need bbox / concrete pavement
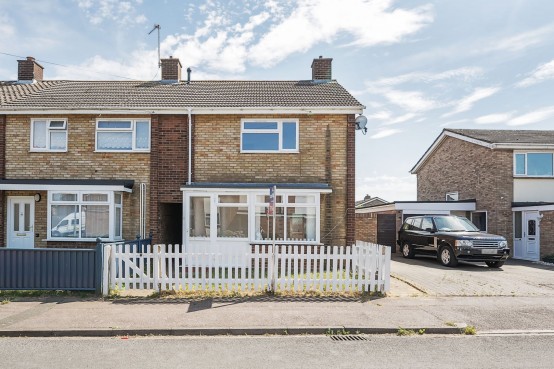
[1,256,553,337]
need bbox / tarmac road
[1,334,553,369]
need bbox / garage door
[377,213,396,251]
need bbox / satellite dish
[355,115,368,134]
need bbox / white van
[51,212,84,237]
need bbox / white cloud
[371,67,483,87]
[370,128,402,139]
[384,113,417,125]
[0,14,15,40]
[507,106,554,126]
[475,112,515,125]
[442,87,500,117]
[382,89,439,112]
[517,59,554,87]
[76,0,147,25]
[248,0,433,67]
[488,25,554,53]
[439,119,469,127]
[356,175,416,201]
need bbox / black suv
[397,215,510,268]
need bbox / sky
[1,0,554,202]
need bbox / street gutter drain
[330,335,367,342]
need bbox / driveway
[391,253,554,297]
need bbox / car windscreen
[433,216,480,232]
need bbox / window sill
[30,149,68,153]
[240,150,299,154]
[46,238,109,242]
[94,150,150,153]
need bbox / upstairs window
[96,119,150,152]
[31,119,67,151]
[514,153,553,176]
[241,119,298,153]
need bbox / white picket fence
[102,241,390,296]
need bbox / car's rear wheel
[402,242,415,259]
[485,261,504,268]
[438,245,458,267]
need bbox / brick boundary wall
[355,213,377,243]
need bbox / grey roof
[446,129,554,144]
[355,197,388,209]
[0,80,363,110]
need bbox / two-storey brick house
[412,128,554,261]
[0,56,363,256]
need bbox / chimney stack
[17,56,44,83]
[311,56,332,81]
[160,56,182,81]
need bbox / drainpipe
[187,108,193,185]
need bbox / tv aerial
[148,24,161,68]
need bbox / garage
[355,200,477,251]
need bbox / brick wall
[150,114,189,242]
[346,114,355,246]
[417,136,514,246]
[355,212,377,243]
[193,114,351,246]
[3,114,151,247]
[0,115,5,247]
[539,211,554,259]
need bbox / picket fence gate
[102,241,390,296]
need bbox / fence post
[95,239,103,295]
[102,245,111,296]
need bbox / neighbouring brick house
[0,56,363,256]
[411,128,554,261]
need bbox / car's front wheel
[485,261,504,268]
[401,242,415,259]
[438,245,458,267]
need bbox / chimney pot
[17,56,44,83]
[311,56,333,81]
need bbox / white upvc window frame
[240,118,299,153]
[185,189,321,244]
[30,118,68,152]
[47,190,123,241]
[514,151,554,177]
[95,118,151,152]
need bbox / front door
[523,211,540,261]
[7,196,35,249]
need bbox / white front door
[523,211,540,261]
[7,196,35,249]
